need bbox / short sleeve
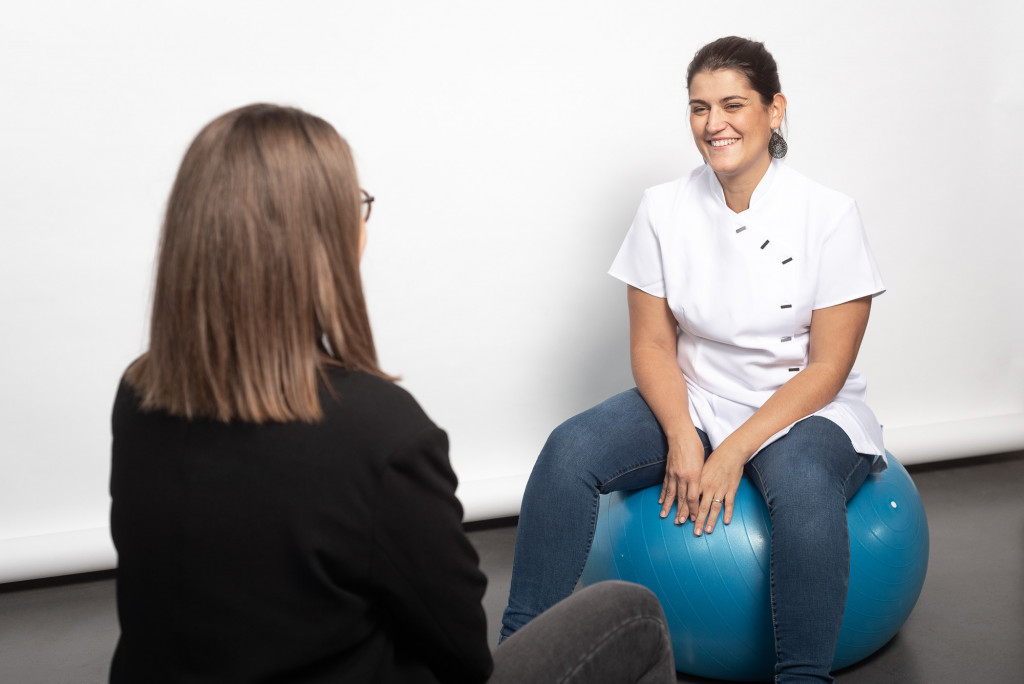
[813,200,886,310]
[608,192,666,297]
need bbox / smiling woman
[688,70,786,208]
[686,36,788,211]
[501,36,889,684]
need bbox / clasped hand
[658,437,747,536]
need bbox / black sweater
[110,368,493,683]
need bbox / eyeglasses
[361,189,375,222]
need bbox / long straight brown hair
[126,104,388,423]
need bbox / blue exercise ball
[580,454,928,682]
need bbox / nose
[706,106,728,134]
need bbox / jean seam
[840,453,870,500]
[559,477,604,602]
[555,615,669,683]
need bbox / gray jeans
[490,581,675,684]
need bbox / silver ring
[712,498,724,504]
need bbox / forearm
[725,297,871,459]
[631,346,696,445]
[722,361,848,457]
[682,360,851,535]
[626,286,708,523]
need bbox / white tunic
[609,159,887,470]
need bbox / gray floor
[2,452,1022,683]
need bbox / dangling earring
[769,129,788,159]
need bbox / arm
[693,295,872,535]
[627,285,707,524]
[372,427,493,683]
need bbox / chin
[707,159,740,176]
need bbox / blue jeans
[501,388,873,683]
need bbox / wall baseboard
[0,527,116,585]
[458,474,530,524]
[882,412,1024,465]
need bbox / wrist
[665,427,699,449]
[717,435,756,462]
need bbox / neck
[716,156,772,213]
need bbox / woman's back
[111,102,676,684]
[110,367,491,683]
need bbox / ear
[770,93,787,130]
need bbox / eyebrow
[688,96,750,106]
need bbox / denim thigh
[536,387,683,495]
[745,416,873,508]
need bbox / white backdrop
[2,1,1022,583]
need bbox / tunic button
[780,304,792,309]
[781,336,792,342]
[781,257,793,265]
[735,226,747,233]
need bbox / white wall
[2,0,1021,583]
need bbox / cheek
[756,110,776,133]
[740,113,768,140]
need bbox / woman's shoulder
[637,165,712,226]
[112,361,146,423]
[114,361,433,420]
[318,369,451,483]
[320,367,440,436]
[322,367,419,405]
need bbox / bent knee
[536,416,606,472]
[580,580,668,623]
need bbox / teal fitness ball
[580,454,928,682]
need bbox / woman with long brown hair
[110,104,675,683]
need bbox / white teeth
[710,138,739,147]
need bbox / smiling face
[688,69,786,188]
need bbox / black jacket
[110,368,493,683]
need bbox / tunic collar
[705,158,782,216]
